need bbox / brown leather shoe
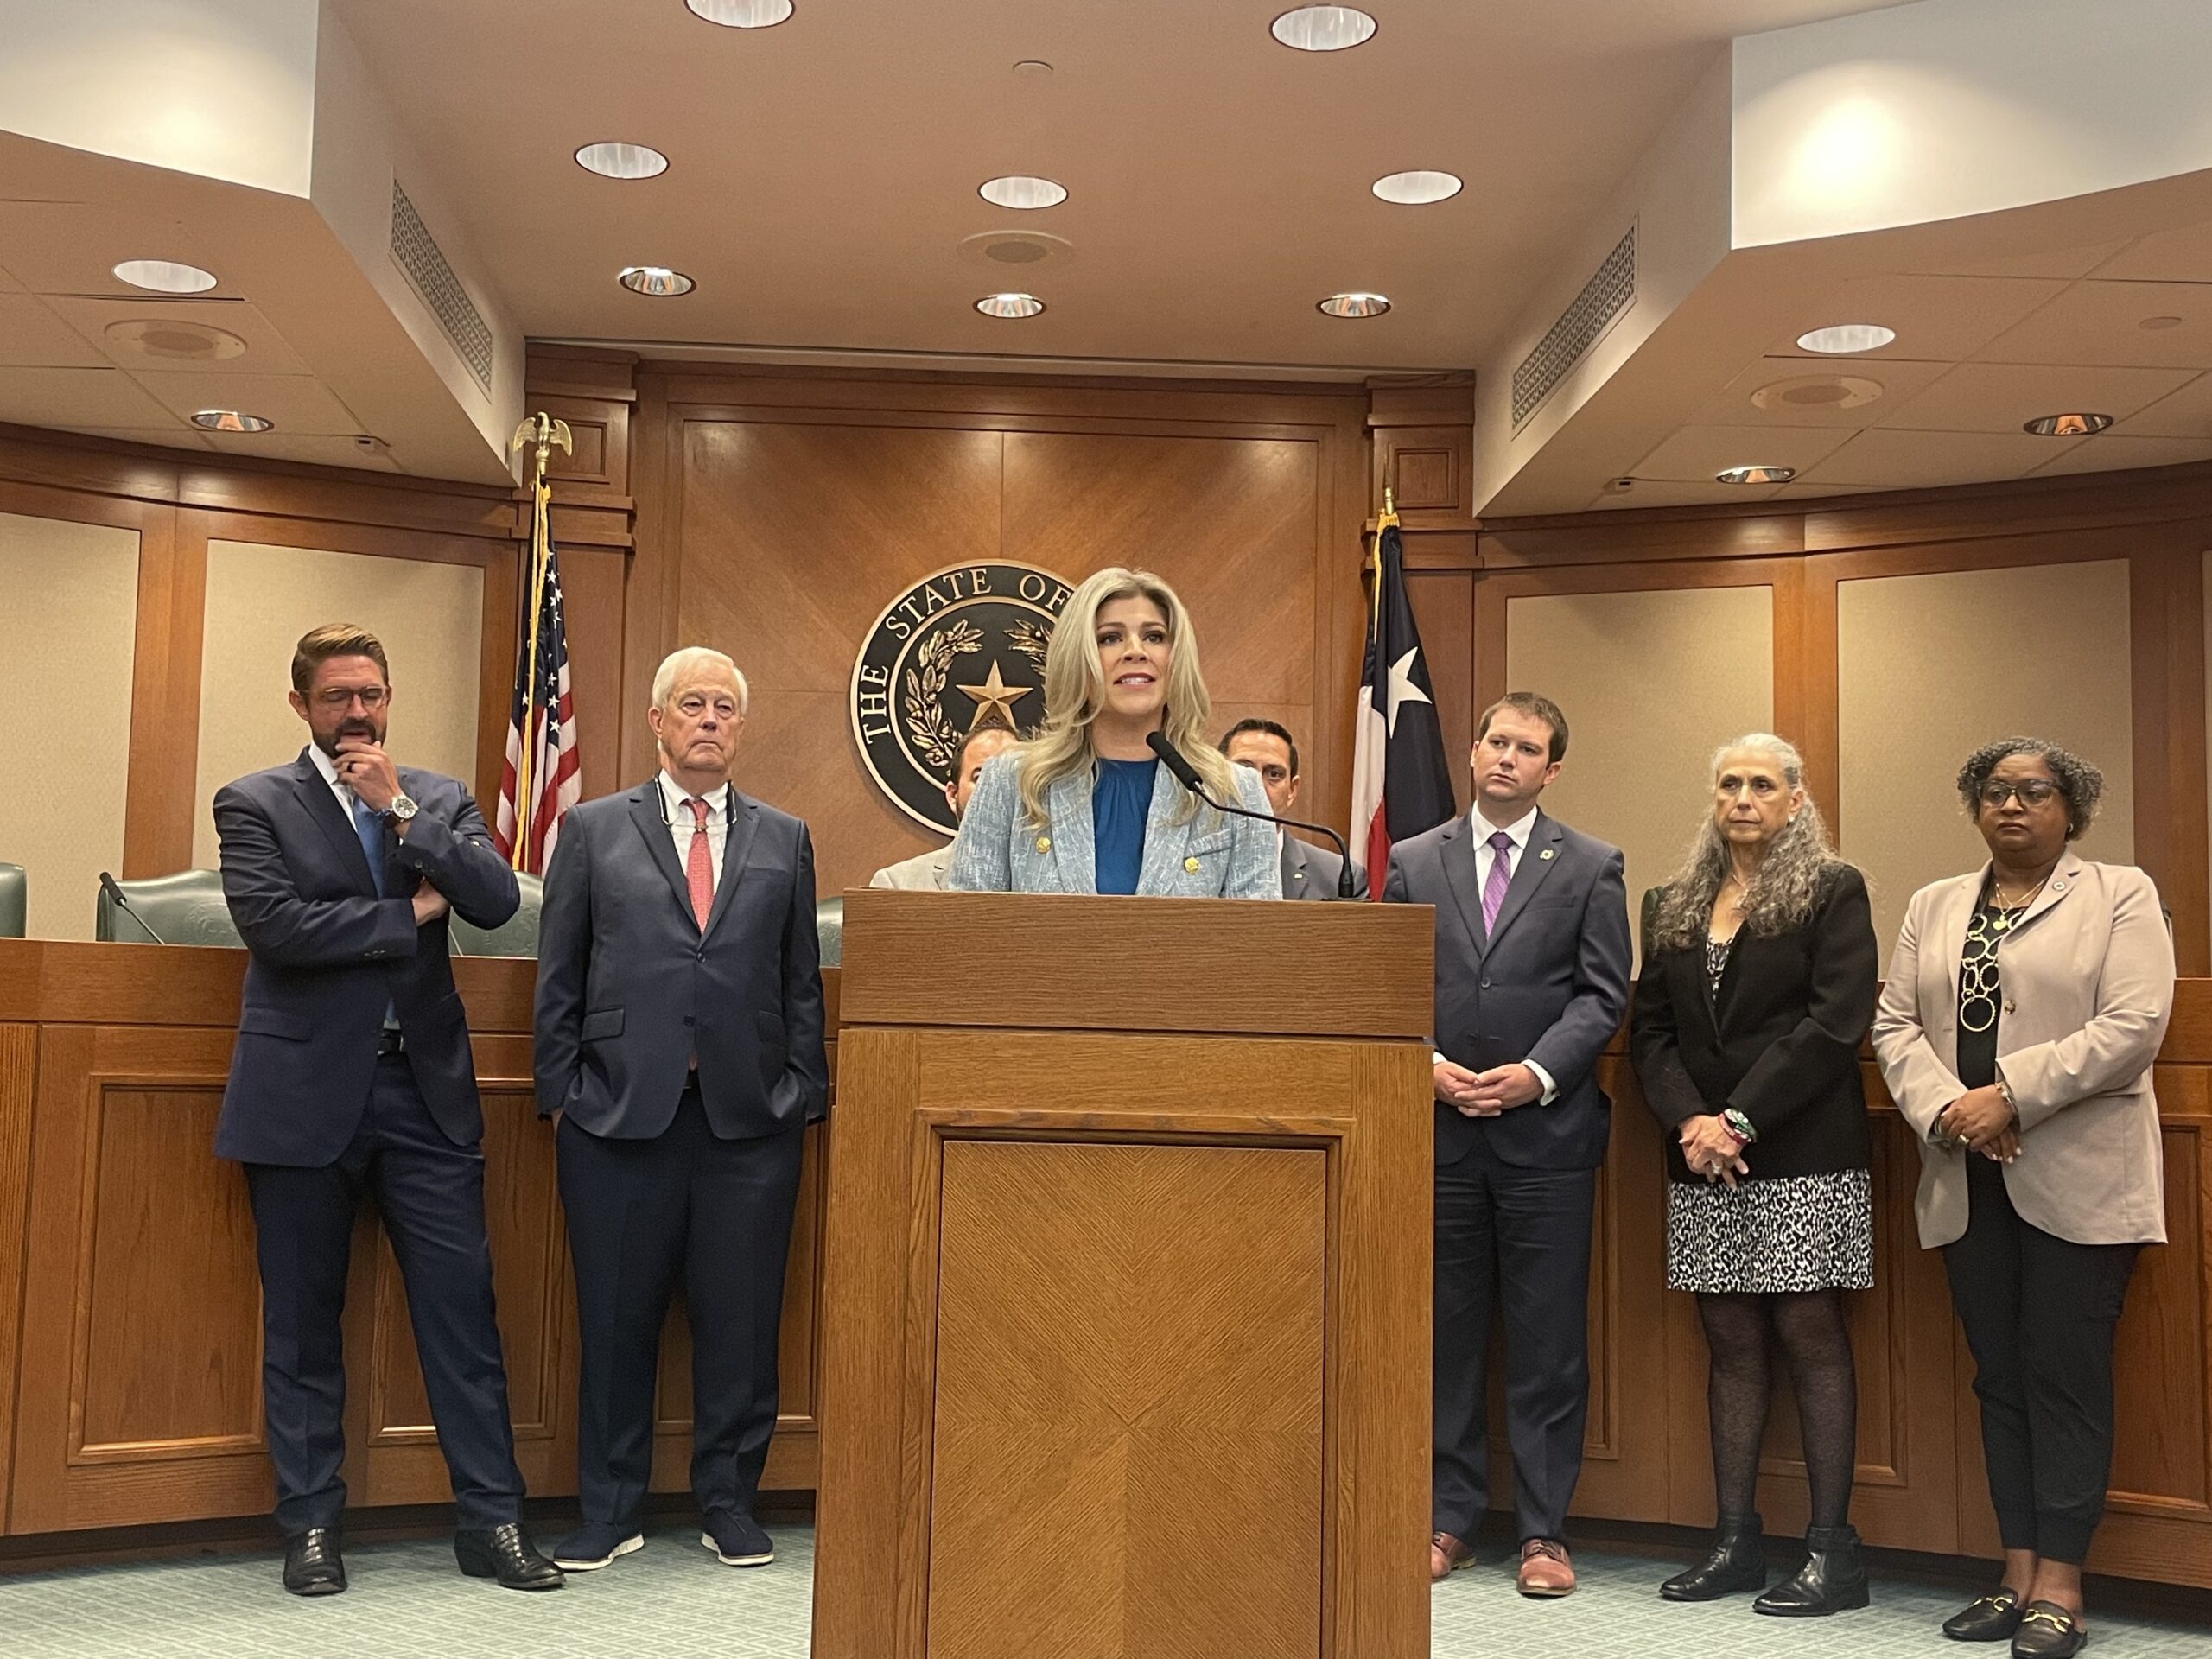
[1429,1531,1475,1583]
[1517,1537,1576,1597]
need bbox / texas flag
[1348,518,1457,887]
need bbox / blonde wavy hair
[1649,733,1851,950]
[1016,566,1239,830]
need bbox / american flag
[1348,515,1456,887]
[494,481,581,872]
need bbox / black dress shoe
[282,1527,346,1597]
[1944,1588,2026,1642]
[2012,1601,2088,1657]
[454,1522,565,1591]
[1753,1523,1870,1616]
[1661,1512,1766,1601]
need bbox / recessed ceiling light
[2140,315,2184,331]
[1012,60,1052,78]
[1750,372,1883,411]
[618,265,695,296]
[1372,170,1462,206]
[979,175,1067,210]
[1796,322,1896,354]
[2023,412,2113,436]
[190,410,274,433]
[1715,465,1795,485]
[113,259,217,294]
[685,0,793,25]
[575,142,669,180]
[1271,6,1376,52]
[1318,292,1389,319]
[976,293,1045,319]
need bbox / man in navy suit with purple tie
[213,624,560,1598]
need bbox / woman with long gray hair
[1630,734,1878,1618]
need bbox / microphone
[1145,731,1360,899]
[99,871,170,945]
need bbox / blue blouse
[1091,758,1157,896]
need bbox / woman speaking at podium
[948,566,1278,899]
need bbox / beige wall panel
[1839,560,2133,962]
[1504,585,1774,958]
[0,512,137,938]
[194,543,483,868]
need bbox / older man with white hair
[534,645,827,1575]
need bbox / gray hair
[1955,736,2102,840]
[651,646,748,715]
[1649,733,1851,950]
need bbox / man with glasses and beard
[213,624,561,1599]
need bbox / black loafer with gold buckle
[2011,1600,2087,1658]
[1943,1588,2024,1642]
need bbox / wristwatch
[383,794,419,824]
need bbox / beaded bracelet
[1720,1108,1758,1145]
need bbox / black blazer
[213,752,520,1166]
[1281,835,1367,901]
[1629,864,1878,1184]
[1383,809,1632,1171]
[533,781,827,1141]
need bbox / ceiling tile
[1916,241,2132,281]
[1770,274,2067,363]
[39,296,309,375]
[48,423,211,452]
[196,430,400,472]
[1689,355,1950,429]
[2024,435,2212,478]
[2092,219,2212,283]
[1974,281,2212,370]
[2120,374,2212,438]
[0,295,107,367]
[1586,478,1784,511]
[1797,429,2084,490]
[0,201,231,297]
[1875,362,2197,433]
[0,365,180,429]
[1629,423,1854,483]
[129,371,364,435]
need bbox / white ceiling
[327,0,1910,375]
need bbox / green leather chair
[0,863,24,939]
[450,872,544,957]
[95,869,243,948]
[816,894,844,968]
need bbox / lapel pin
[1184,855,1200,873]
[1539,849,1556,861]
[1035,836,1052,854]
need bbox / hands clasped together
[1433,1059,1544,1116]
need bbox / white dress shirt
[1438,802,1557,1103]
[658,771,733,890]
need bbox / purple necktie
[1482,830,1514,935]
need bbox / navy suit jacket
[1383,808,1631,1170]
[532,781,828,1141]
[213,752,520,1166]
[1281,835,1367,901]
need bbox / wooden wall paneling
[122,502,203,876]
[474,538,521,813]
[621,372,680,785]
[553,543,632,806]
[1404,570,1473,811]
[1480,508,1805,570]
[10,1024,274,1533]
[0,1024,33,1530]
[2131,535,2212,976]
[1799,553,1842,847]
[1317,397,1376,830]
[1368,385,1477,531]
[1801,469,2212,556]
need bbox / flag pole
[506,412,571,870]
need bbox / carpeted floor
[3,1524,2206,1657]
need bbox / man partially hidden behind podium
[213,624,561,1597]
[1382,692,1630,1597]
[536,646,827,1574]
[869,721,1020,889]
[1218,717,1367,900]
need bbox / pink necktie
[1482,831,1513,935]
[685,798,714,930]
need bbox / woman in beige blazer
[1872,738,2172,1659]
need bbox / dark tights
[1697,1288,1857,1528]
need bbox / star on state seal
[849,560,1073,833]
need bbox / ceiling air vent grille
[1511,223,1636,429]
[390,181,493,392]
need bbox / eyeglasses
[1979,779,2061,808]
[313,686,388,710]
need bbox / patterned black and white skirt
[1666,1169,1873,1294]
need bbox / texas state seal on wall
[850,561,1073,833]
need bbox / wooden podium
[812,890,1433,1659]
